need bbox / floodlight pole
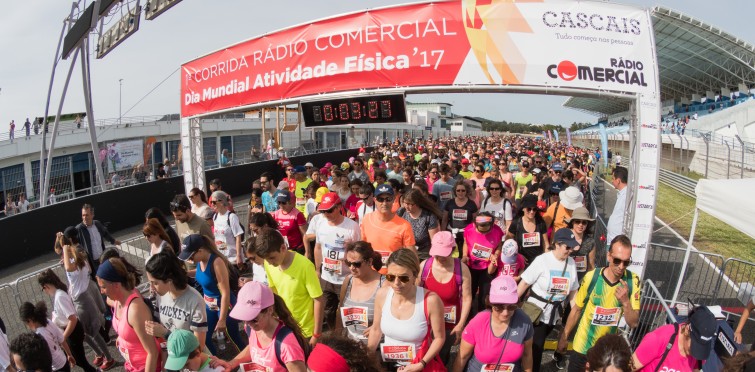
[80,38,109,192]
[119,78,123,125]
[735,135,744,178]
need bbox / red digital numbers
[350,102,361,120]
[323,105,334,121]
[368,101,379,119]
[339,103,349,120]
[380,100,392,118]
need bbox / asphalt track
[0,186,751,371]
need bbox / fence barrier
[626,280,676,349]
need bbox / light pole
[119,78,123,125]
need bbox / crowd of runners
[0,134,741,372]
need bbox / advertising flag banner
[553,130,559,142]
[566,128,572,146]
[180,0,657,117]
[599,124,609,168]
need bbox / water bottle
[216,330,226,351]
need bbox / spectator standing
[557,234,640,372]
[24,118,30,140]
[606,167,628,244]
[8,121,15,143]
[360,185,416,274]
[48,188,57,205]
[220,149,230,167]
[17,193,30,213]
[76,204,120,274]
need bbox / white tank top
[381,286,428,351]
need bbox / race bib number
[548,277,569,297]
[591,306,621,326]
[239,362,272,372]
[440,191,452,201]
[522,232,540,248]
[340,307,369,328]
[379,251,390,265]
[482,363,514,372]
[215,241,227,251]
[499,263,518,277]
[444,306,457,324]
[296,197,305,207]
[203,295,219,311]
[380,344,415,363]
[323,247,344,274]
[471,243,493,261]
[452,209,468,221]
[574,256,587,272]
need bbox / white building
[406,102,453,130]
[449,116,483,132]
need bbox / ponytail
[272,294,310,356]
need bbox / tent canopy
[695,178,755,239]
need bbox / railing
[658,168,697,198]
[625,280,676,349]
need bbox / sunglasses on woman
[385,274,412,283]
[492,304,518,312]
[344,259,364,268]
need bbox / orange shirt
[360,213,416,274]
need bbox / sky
[0,0,753,128]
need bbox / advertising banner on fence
[180,0,657,117]
[106,139,144,173]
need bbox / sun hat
[565,206,595,223]
[229,281,275,322]
[429,231,455,257]
[559,186,584,210]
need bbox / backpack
[274,326,310,367]
[420,257,462,303]
[576,268,635,327]
[213,211,245,236]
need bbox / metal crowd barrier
[645,243,726,305]
[713,258,755,306]
[626,280,676,349]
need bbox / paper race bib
[379,251,390,265]
[522,232,540,247]
[323,257,342,274]
[440,191,452,201]
[591,306,621,326]
[481,363,514,372]
[499,263,518,277]
[548,277,569,297]
[471,243,493,261]
[340,306,369,328]
[444,305,457,324]
[296,197,305,207]
[203,295,219,311]
[215,241,227,251]
[574,256,587,272]
[380,344,415,363]
[239,362,272,372]
[452,209,468,221]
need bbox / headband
[475,216,494,224]
[96,259,125,283]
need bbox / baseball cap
[304,162,314,168]
[553,228,580,249]
[461,158,470,165]
[489,275,518,304]
[318,192,340,211]
[315,187,329,203]
[552,163,564,171]
[293,165,307,173]
[229,281,275,322]
[689,306,717,360]
[429,231,455,257]
[341,162,350,170]
[374,184,394,197]
[165,330,199,371]
[178,234,204,261]
[276,190,292,203]
[501,239,519,264]
[210,190,229,204]
[277,181,289,191]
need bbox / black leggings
[469,267,492,315]
[532,322,556,372]
[68,321,97,372]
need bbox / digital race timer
[301,94,407,127]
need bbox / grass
[654,182,755,263]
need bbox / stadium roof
[564,6,755,117]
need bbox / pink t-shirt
[461,310,533,370]
[246,323,305,372]
[494,254,527,278]
[463,224,504,270]
[272,209,306,249]
[635,324,697,372]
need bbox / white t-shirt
[17,200,30,213]
[86,224,104,260]
[52,289,78,330]
[36,322,67,370]
[606,187,627,244]
[212,211,243,260]
[521,252,579,325]
[480,198,514,229]
[66,265,91,300]
[305,198,318,219]
[316,217,361,284]
[0,328,10,370]
[252,262,268,286]
[356,201,376,225]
